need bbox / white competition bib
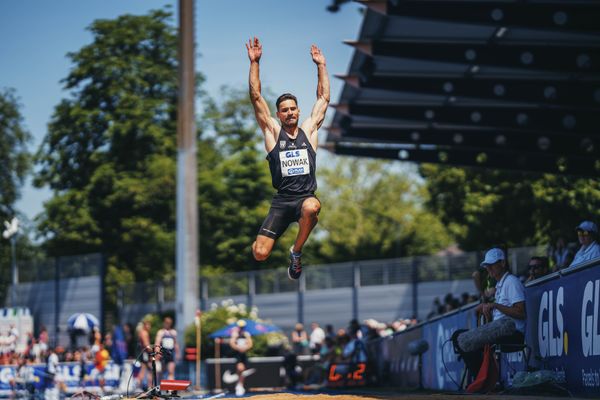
[280,149,310,177]
[162,337,175,349]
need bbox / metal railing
[16,253,103,282]
[120,245,545,307]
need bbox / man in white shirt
[453,248,526,378]
[569,221,600,267]
[308,322,325,354]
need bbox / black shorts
[234,351,248,365]
[258,193,319,239]
[161,351,174,364]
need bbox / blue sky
[0,0,363,224]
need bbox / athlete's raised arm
[246,37,279,152]
[301,44,330,150]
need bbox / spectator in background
[342,328,367,365]
[75,347,89,387]
[453,248,526,379]
[230,320,253,396]
[155,316,178,380]
[324,324,335,341]
[123,323,136,359]
[291,323,309,355]
[11,355,34,396]
[443,293,460,313]
[136,318,152,390]
[460,292,476,306]
[570,221,600,267]
[320,336,336,377]
[111,325,128,374]
[309,322,325,355]
[525,256,550,283]
[549,237,572,270]
[427,297,442,319]
[347,319,364,339]
[44,347,59,398]
[93,336,111,393]
[90,327,102,356]
[7,324,18,359]
[38,326,49,357]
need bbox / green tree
[421,164,600,250]
[198,87,287,271]
[0,88,33,305]
[314,158,452,262]
[34,9,179,289]
[0,88,31,218]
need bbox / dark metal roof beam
[346,40,600,73]
[332,126,598,157]
[335,102,598,133]
[337,74,600,107]
[374,1,600,33]
[327,141,599,177]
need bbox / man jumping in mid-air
[246,36,330,280]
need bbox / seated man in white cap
[452,247,526,379]
[569,221,600,267]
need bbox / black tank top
[267,128,317,195]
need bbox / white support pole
[176,0,199,362]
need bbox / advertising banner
[526,265,600,396]
[384,327,422,388]
[205,356,319,391]
[0,361,133,396]
[421,305,478,391]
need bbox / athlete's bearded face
[276,99,300,129]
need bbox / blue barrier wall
[525,259,600,396]
[421,306,478,390]
[0,361,133,396]
[369,257,600,396]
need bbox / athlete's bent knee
[302,199,321,217]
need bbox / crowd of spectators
[425,220,599,322]
[280,316,420,387]
[427,292,479,320]
[289,317,419,358]
[1,315,181,396]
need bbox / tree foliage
[34,9,179,286]
[0,88,31,217]
[313,158,452,262]
[32,8,291,287]
[421,164,600,250]
[0,88,33,305]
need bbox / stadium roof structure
[325,0,600,176]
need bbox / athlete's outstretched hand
[310,44,326,65]
[246,37,262,63]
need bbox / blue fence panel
[421,305,478,390]
[526,261,600,396]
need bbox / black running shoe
[288,246,302,280]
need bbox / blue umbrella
[67,312,99,333]
[209,319,280,338]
